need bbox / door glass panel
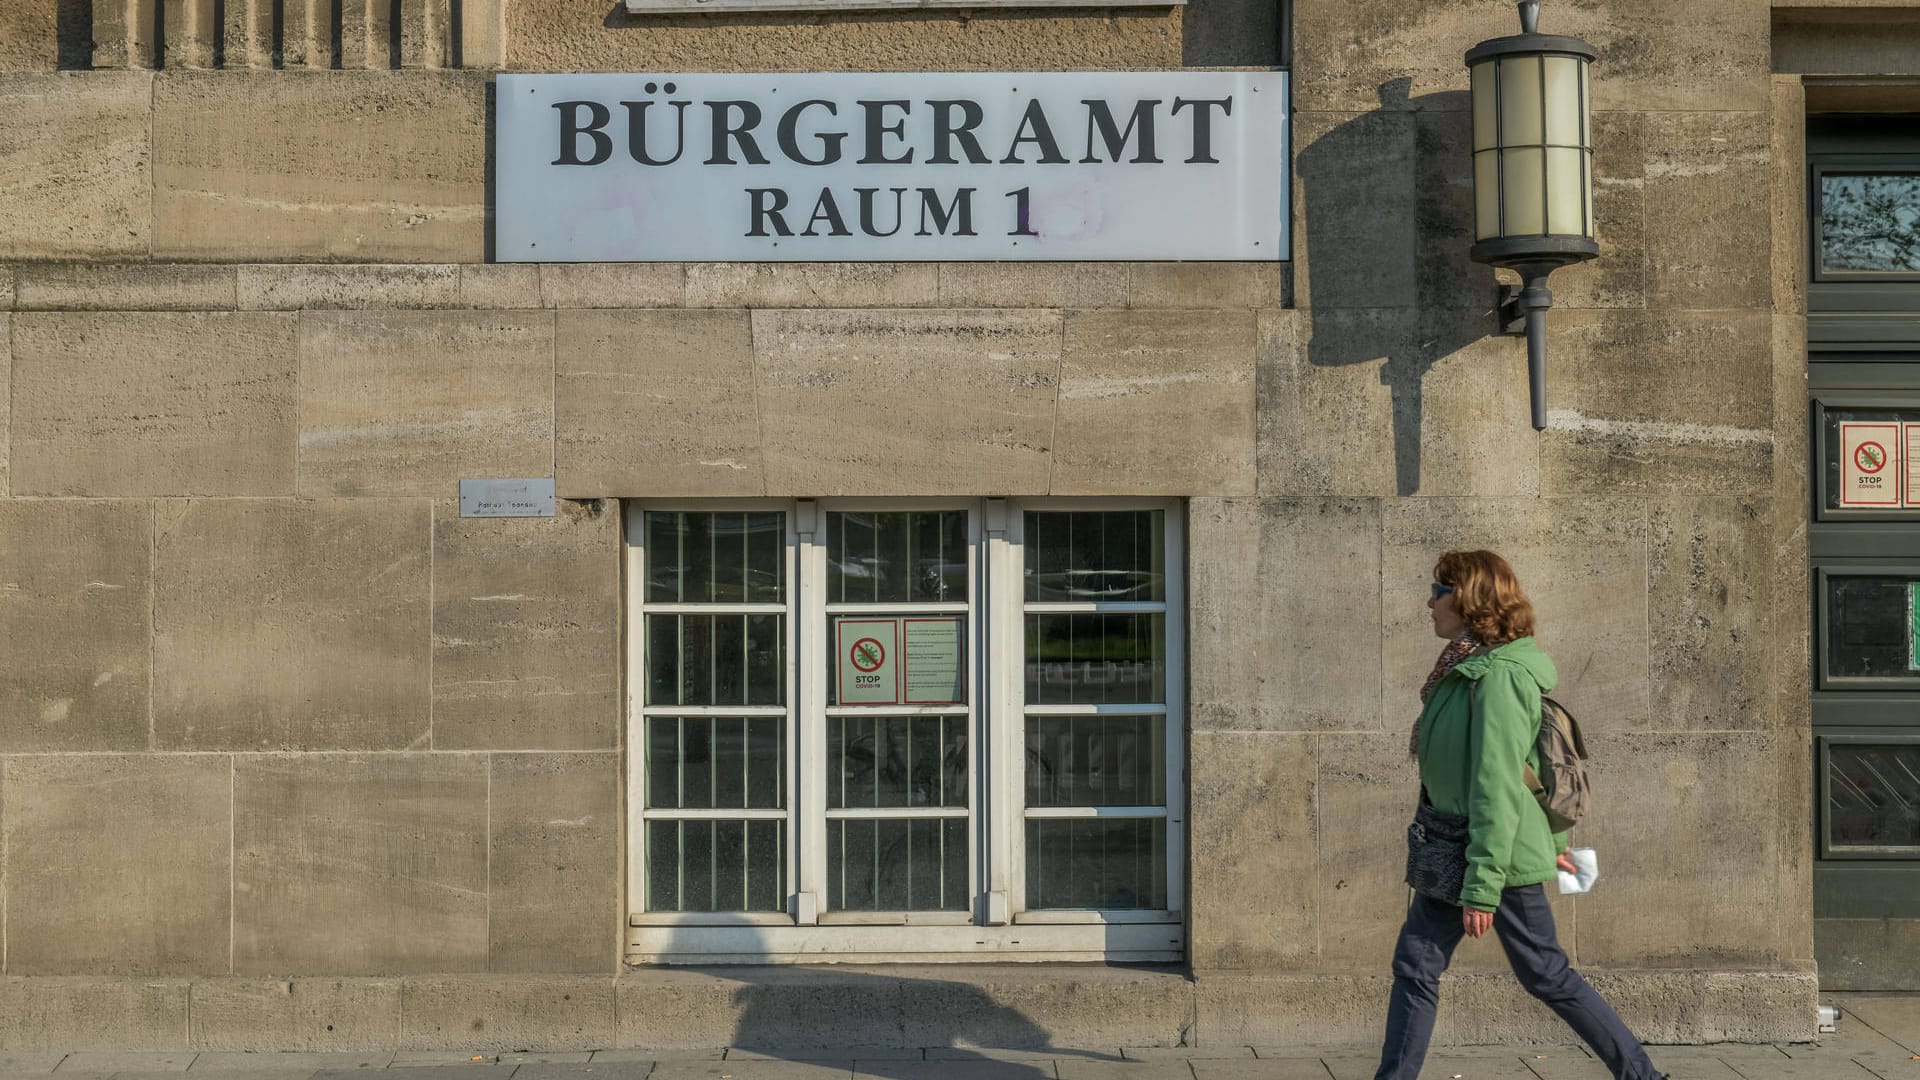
[1820,406,1920,513]
[827,511,967,603]
[1026,715,1166,807]
[1825,575,1920,680]
[827,817,969,911]
[646,819,785,913]
[1828,744,1920,849]
[1821,173,1920,274]
[828,715,968,809]
[1024,818,1168,909]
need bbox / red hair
[1434,550,1536,645]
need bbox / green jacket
[1415,636,1569,912]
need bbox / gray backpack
[1468,684,1592,831]
[1525,696,1590,831]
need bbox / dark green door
[1808,118,1920,990]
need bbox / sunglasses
[1430,583,1455,601]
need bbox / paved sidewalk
[2,996,1915,1080]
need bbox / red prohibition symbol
[1856,441,1889,474]
[850,637,886,672]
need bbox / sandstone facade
[0,0,1882,1050]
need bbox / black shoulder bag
[1403,682,1479,905]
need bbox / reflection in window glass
[647,716,785,810]
[1025,511,1166,601]
[1823,173,1920,273]
[1026,613,1167,705]
[829,715,968,809]
[827,817,968,911]
[647,819,785,912]
[1829,744,1920,849]
[1826,576,1918,679]
[1026,715,1165,808]
[646,512,784,603]
[647,613,785,706]
[828,511,967,603]
[1025,818,1167,909]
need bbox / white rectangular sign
[495,71,1288,262]
[1839,422,1901,508]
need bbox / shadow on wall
[1296,78,1502,495]
[654,917,1131,1067]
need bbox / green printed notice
[1911,583,1920,672]
[904,617,965,705]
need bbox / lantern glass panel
[1584,148,1595,237]
[1543,56,1583,147]
[1471,62,1498,152]
[1579,62,1592,147]
[1547,147,1586,235]
[1498,55,1544,146]
[1474,151,1502,240]
[1501,147,1547,235]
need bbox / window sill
[628,921,1184,963]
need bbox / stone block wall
[0,0,1824,1050]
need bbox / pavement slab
[726,1053,917,1063]
[496,1056,594,1067]
[855,1063,1057,1080]
[1116,1050,1252,1062]
[1839,997,1920,1054]
[1322,1053,1535,1080]
[1055,1061,1198,1080]
[1188,1058,1330,1080]
[923,1052,1102,1064]
[56,1055,197,1074]
[316,1070,514,1080]
[189,1055,389,1072]
[514,1066,656,1080]
[650,1062,854,1080]
[0,1055,71,1073]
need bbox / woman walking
[1376,550,1664,1080]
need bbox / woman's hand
[1463,908,1493,938]
[1557,851,1578,875]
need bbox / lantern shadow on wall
[1296,78,1497,497]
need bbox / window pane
[1024,510,1165,601]
[1829,744,1920,849]
[828,715,968,809]
[1024,818,1167,909]
[827,817,968,912]
[646,819,785,912]
[1026,613,1166,705]
[827,511,968,604]
[645,511,785,603]
[646,716,785,810]
[646,614,785,705]
[1826,576,1919,680]
[1026,715,1165,808]
[1821,173,1920,273]
[1820,406,1920,512]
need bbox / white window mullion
[996,499,1025,923]
[794,501,826,925]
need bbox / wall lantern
[1466,0,1598,430]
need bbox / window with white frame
[624,498,1185,963]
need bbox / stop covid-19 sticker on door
[1840,421,1903,508]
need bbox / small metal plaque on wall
[460,478,556,518]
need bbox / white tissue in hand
[1556,847,1599,894]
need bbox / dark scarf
[1410,632,1482,758]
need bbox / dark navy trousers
[1374,885,1661,1080]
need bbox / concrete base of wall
[0,968,1819,1052]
